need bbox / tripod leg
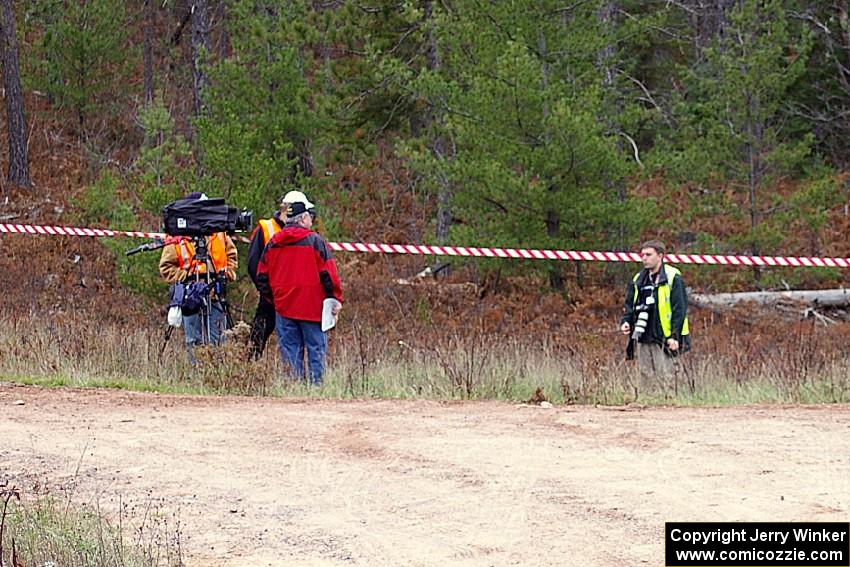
[205,302,226,345]
[221,300,234,331]
[202,303,211,345]
[159,327,174,361]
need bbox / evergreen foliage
[8,0,850,291]
[30,0,132,134]
[194,0,321,217]
[133,97,194,214]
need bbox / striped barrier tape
[0,223,161,239]
[0,222,254,244]
[2,222,849,267]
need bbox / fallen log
[689,288,850,308]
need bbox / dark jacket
[256,226,343,322]
[247,212,285,287]
[621,265,690,357]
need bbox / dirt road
[1,384,848,566]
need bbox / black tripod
[189,236,234,343]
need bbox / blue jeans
[275,315,327,385]
[183,302,227,361]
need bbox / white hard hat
[281,190,314,209]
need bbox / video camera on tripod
[124,196,253,355]
[125,196,254,256]
[161,197,252,331]
[161,196,253,237]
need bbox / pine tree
[133,97,193,213]
[37,0,131,137]
[400,0,639,291]
[194,0,321,216]
[665,0,836,283]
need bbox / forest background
[2,0,850,402]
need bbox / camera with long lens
[162,197,253,237]
[631,307,650,340]
[630,283,656,341]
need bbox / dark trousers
[248,297,277,360]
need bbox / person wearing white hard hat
[256,200,342,385]
[246,189,315,359]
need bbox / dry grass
[0,478,183,567]
[1,312,848,405]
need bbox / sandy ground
[1,383,849,566]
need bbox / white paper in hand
[321,298,341,332]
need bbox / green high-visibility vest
[632,264,690,339]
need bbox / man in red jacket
[246,190,313,360]
[256,201,343,385]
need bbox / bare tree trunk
[714,0,733,38]
[596,1,628,285]
[295,138,314,179]
[685,0,734,59]
[215,0,230,59]
[597,1,617,92]
[0,0,29,187]
[691,289,850,308]
[745,91,765,284]
[143,0,154,104]
[686,1,705,58]
[597,1,624,215]
[424,0,453,245]
[190,0,211,117]
[537,29,564,291]
[837,2,850,92]
[546,210,565,291]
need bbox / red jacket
[256,227,343,322]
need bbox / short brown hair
[640,240,666,255]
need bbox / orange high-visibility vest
[258,218,281,246]
[171,233,229,275]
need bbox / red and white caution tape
[2,222,850,267]
[331,242,850,267]
[0,223,252,243]
[0,223,162,239]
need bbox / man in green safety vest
[620,240,691,379]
